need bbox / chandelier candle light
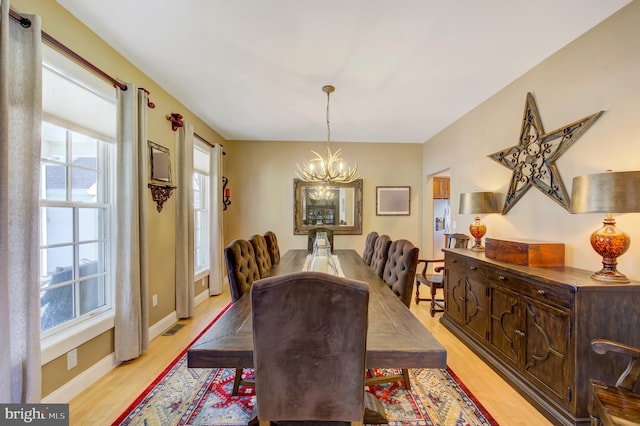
[570,170,640,283]
[296,85,359,184]
[459,192,499,251]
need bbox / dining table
[187,249,447,423]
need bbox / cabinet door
[464,265,488,341]
[445,259,466,324]
[489,286,521,366]
[521,298,571,405]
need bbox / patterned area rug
[113,310,498,426]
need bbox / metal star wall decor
[488,92,603,214]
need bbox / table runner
[302,254,345,277]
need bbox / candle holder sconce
[222,176,231,211]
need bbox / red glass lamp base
[469,216,487,251]
[589,215,631,283]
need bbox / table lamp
[459,192,498,251]
[570,170,640,283]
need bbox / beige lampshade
[459,192,498,214]
[570,171,640,213]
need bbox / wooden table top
[187,249,446,369]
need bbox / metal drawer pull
[515,330,525,337]
[469,266,477,270]
[498,275,505,281]
[537,289,546,295]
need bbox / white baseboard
[43,353,119,403]
[148,311,179,340]
[195,289,210,306]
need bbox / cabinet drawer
[487,269,572,309]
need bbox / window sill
[41,310,115,365]
[194,269,210,282]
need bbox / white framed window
[39,45,117,360]
[193,138,210,277]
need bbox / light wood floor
[68,287,552,425]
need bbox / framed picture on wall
[376,186,411,216]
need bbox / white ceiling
[57,0,630,143]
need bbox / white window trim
[193,137,211,281]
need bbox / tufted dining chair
[307,226,334,252]
[251,271,369,425]
[362,231,379,265]
[249,234,272,277]
[367,239,419,390]
[263,230,280,265]
[224,239,261,396]
[369,234,392,279]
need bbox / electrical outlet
[452,221,457,230]
[152,294,158,307]
[67,349,77,370]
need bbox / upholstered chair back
[249,234,272,277]
[224,239,261,302]
[362,231,379,265]
[370,234,392,278]
[263,230,281,265]
[307,227,334,252]
[382,239,419,308]
[251,271,368,423]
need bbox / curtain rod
[194,132,225,154]
[9,8,128,91]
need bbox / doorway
[431,169,451,256]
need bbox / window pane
[41,207,73,245]
[79,208,103,242]
[194,175,201,209]
[79,274,105,315]
[79,242,102,267]
[41,163,67,201]
[41,285,75,331]
[41,246,74,286]
[71,168,98,202]
[71,131,98,164]
[41,121,67,162]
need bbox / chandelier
[307,186,337,201]
[296,85,359,184]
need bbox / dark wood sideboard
[441,248,640,426]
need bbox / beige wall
[224,140,424,253]
[423,1,640,278]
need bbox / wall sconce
[222,176,231,211]
[459,192,498,251]
[570,170,640,283]
[166,113,183,131]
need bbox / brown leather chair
[589,339,640,425]
[369,234,391,279]
[223,239,260,395]
[415,233,470,316]
[307,226,334,252]
[263,230,280,265]
[249,234,272,277]
[367,239,419,390]
[362,231,379,265]
[251,271,369,425]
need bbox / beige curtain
[175,122,195,317]
[209,144,224,295]
[114,85,149,361]
[0,2,42,402]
